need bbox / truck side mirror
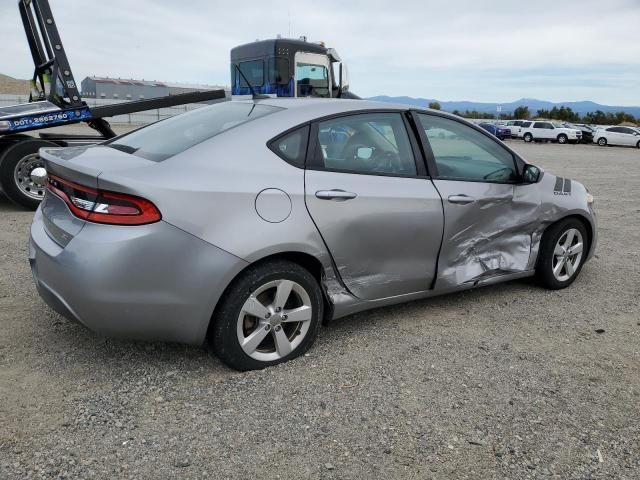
[339,63,350,92]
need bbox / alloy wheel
[552,228,584,282]
[236,279,313,362]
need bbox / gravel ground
[1,141,639,479]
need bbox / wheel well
[206,251,332,342]
[545,214,594,255]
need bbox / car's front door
[304,111,444,300]
[414,112,537,289]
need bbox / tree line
[427,102,637,125]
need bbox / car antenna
[233,64,269,100]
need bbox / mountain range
[368,96,640,117]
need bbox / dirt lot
[1,141,639,479]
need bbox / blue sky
[1,0,638,105]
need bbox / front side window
[314,113,417,176]
[296,63,330,97]
[416,113,518,183]
[108,103,282,162]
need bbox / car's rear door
[413,112,537,289]
[304,111,444,300]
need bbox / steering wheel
[483,167,513,181]
[370,151,401,173]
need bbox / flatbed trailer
[0,0,225,208]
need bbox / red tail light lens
[47,174,161,225]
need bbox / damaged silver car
[29,99,597,370]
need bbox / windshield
[107,102,282,162]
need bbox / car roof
[231,98,449,122]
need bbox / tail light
[47,174,161,225]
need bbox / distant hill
[368,96,640,118]
[0,74,30,95]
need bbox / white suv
[504,120,527,138]
[521,121,582,144]
[593,126,640,148]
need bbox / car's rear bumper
[29,207,248,345]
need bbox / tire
[536,218,589,290]
[523,133,533,143]
[0,139,56,210]
[597,137,607,147]
[636,141,640,149]
[557,134,568,144]
[209,259,323,371]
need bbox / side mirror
[523,164,541,184]
[338,63,350,92]
[356,147,373,159]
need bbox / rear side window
[107,103,282,162]
[312,112,417,176]
[268,125,309,168]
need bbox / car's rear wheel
[557,134,568,144]
[209,260,323,371]
[523,133,533,143]
[597,137,607,147]
[0,139,55,209]
[536,218,588,290]
[636,140,640,149]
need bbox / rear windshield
[106,102,282,162]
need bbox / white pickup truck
[520,121,582,144]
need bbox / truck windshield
[106,102,282,162]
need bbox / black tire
[636,141,640,149]
[209,259,323,371]
[536,218,589,290]
[523,133,533,143]
[0,139,55,210]
[597,137,607,147]
[557,134,568,144]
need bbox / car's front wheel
[523,133,533,143]
[636,140,640,149]
[557,134,568,144]
[536,218,588,290]
[209,260,323,371]
[597,137,607,146]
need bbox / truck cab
[230,37,356,99]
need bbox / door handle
[447,194,475,205]
[315,189,358,201]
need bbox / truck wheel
[557,134,568,144]
[597,137,607,147]
[523,133,533,143]
[0,139,56,210]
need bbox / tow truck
[1,1,355,209]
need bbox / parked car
[29,99,597,370]
[521,121,582,144]
[593,126,640,148]
[504,120,526,138]
[565,123,594,144]
[479,122,511,140]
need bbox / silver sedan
[29,99,597,370]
